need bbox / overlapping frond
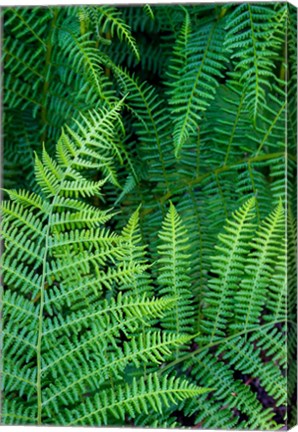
[169,17,228,155]
[1,103,208,426]
[184,350,278,430]
[175,200,287,429]
[112,66,174,189]
[61,373,209,426]
[225,3,285,121]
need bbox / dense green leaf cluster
[1,2,297,429]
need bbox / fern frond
[200,198,256,341]
[157,203,194,335]
[143,5,155,21]
[55,29,106,100]
[2,102,203,425]
[164,199,287,429]
[112,66,173,190]
[225,4,284,122]
[42,332,190,409]
[62,373,209,426]
[121,207,153,296]
[233,201,285,331]
[217,336,286,406]
[97,6,140,61]
[184,350,278,430]
[169,18,228,155]
[165,9,191,85]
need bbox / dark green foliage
[1,2,296,429]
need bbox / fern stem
[170,208,180,357]
[36,172,78,423]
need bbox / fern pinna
[2,2,296,429]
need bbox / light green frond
[97,6,140,61]
[157,203,194,336]
[233,201,285,331]
[121,206,153,295]
[62,373,209,426]
[42,332,190,410]
[143,5,155,20]
[200,198,256,341]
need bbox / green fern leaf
[169,17,228,156]
[200,198,256,341]
[225,3,285,122]
[97,6,140,61]
[62,373,210,426]
[157,203,194,336]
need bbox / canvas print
[1,2,297,429]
